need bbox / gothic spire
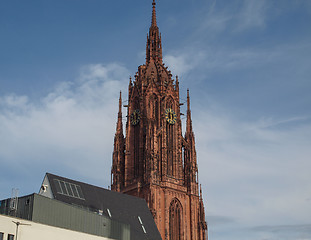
[186,89,193,134]
[200,184,203,200]
[116,91,123,133]
[146,0,162,63]
[185,89,199,195]
[152,0,157,27]
[111,91,125,192]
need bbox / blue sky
[1,0,311,239]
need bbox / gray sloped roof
[44,173,162,240]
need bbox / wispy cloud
[252,224,311,240]
[235,0,267,31]
[164,51,206,77]
[0,63,129,197]
[195,106,311,227]
[198,0,268,35]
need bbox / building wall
[32,194,130,239]
[38,174,53,198]
[1,194,131,240]
[0,214,112,240]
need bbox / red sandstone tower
[111,1,207,239]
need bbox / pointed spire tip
[151,0,157,27]
[186,89,192,123]
[118,91,122,113]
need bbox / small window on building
[76,185,84,199]
[65,182,73,196]
[7,234,14,240]
[71,184,79,198]
[0,232,4,240]
[107,208,112,218]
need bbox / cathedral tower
[111,1,207,239]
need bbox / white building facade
[0,214,111,240]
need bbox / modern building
[0,173,162,240]
[111,1,208,240]
[0,214,111,240]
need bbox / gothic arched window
[169,198,183,240]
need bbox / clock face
[131,109,141,126]
[165,108,177,124]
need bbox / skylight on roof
[138,216,147,234]
[54,179,85,200]
[107,208,112,218]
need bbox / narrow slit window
[138,216,147,234]
[65,182,73,196]
[76,185,84,199]
[71,184,79,198]
[107,208,112,218]
[54,179,62,194]
[59,181,68,195]
[138,216,143,225]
